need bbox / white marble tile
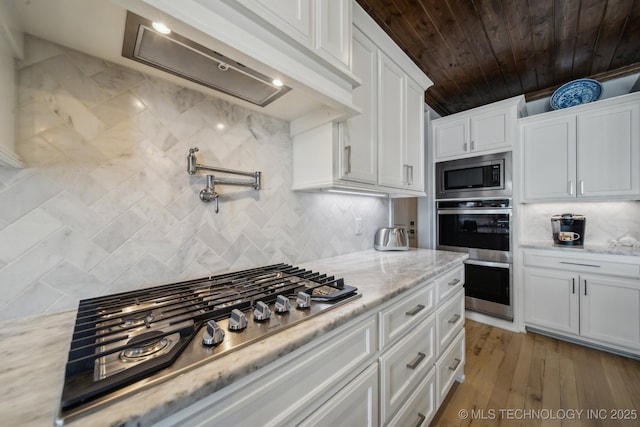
[130,224,179,263]
[91,64,147,96]
[16,135,65,167]
[165,238,210,274]
[0,173,61,223]
[167,105,207,141]
[132,80,188,121]
[39,125,108,171]
[90,240,146,286]
[65,49,110,77]
[105,269,147,294]
[90,91,147,127]
[44,88,106,140]
[42,261,108,299]
[92,209,147,253]
[0,281,64,322]
[40,191,107,238]
[40,227,109,272]
[89,154,145,192]
[16,62,60,107]
[89,180,146,225]
[87,117,147,159]
[16,101,65,141]
[0,208,62,263]
[130,195,180,235]
[40,163,108,206]
[132,254,178,284]
[38,54,110,106]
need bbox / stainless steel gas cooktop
[57,263,359,424]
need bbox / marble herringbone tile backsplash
[0,36,388,322]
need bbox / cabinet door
[315,0,351,68]
[433,118,469,160]
[405,77,425,192]
[471,107,511,153]
[577,102,640,198]
[340,27,377,184]
[580,274,640,350]
[378,52,407,189]
[522,115,577,201]
[299,363,379,427]
[237,0,312,45]
[523,267,579,335]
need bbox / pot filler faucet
[187,147,261,213]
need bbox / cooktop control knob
[275,295,291,313]
[202,320,225,346]
[296,291,311,310]
[253,301,271,322]
[228,308,248,331]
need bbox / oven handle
[437,209,512,215]
[464,259,511,269]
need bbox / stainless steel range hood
[122,11,290,107]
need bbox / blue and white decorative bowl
[550,78,602,110]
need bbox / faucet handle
[189,147,199,154]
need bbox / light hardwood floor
[431,320,640,426]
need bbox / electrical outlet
[355,217,363,235]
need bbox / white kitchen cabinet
[292,3,431,196]
[579,274,640,350]
[387,367,436,427]
[300,363,379,427]
[523,267,580,335]
[378,52,407,189]
[156,314,378,427]
[523,248,640,356]
[433,95,525,161]
[338,26,378,185]
[436,327,465,407]
[229,0,351,71]
[379,314,436,423]
[521,93,640,202]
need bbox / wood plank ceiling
[356,0,640,116]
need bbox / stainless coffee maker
[551,213,586,246]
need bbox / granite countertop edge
[0,248,468,427]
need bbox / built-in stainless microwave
[435,151,512,199]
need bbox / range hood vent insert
[122,12,290,107]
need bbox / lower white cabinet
[436,328,465,407]
[523,249,640,355]
[155,315,378,427]
[387,367,436,427]
[300,363,379,427]
[379,314,436,422]
[156,263,466,426]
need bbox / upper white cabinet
[233,0,351,71]
[433,95,525,161]
[521,93,640,202]
[292,3,432,196]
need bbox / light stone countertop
[0,248,467,427]
[520,241,640,257]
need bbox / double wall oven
[436,152,513,321]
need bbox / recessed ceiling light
[272,78,283,87]
[152,22,171,35]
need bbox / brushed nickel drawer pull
[405,304,425,316]
[448,278,460,286]
[572,278,575,294]
[344,145,352,175]
[406,352,426,370]
[559,261,601,268]
[448,313,461,324]
[448,357,461,371]
[415,413,426,427]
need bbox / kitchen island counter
[0,248,467,427]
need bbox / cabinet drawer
[436,265,464,304]
[380,282,435,349]
[523,250,640,278]
[436,328,465,407]
[386,366,436,427]
[299,363,379,427]
[379,314,436,423]
[436,289,465,356]
[160,315,378,427]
